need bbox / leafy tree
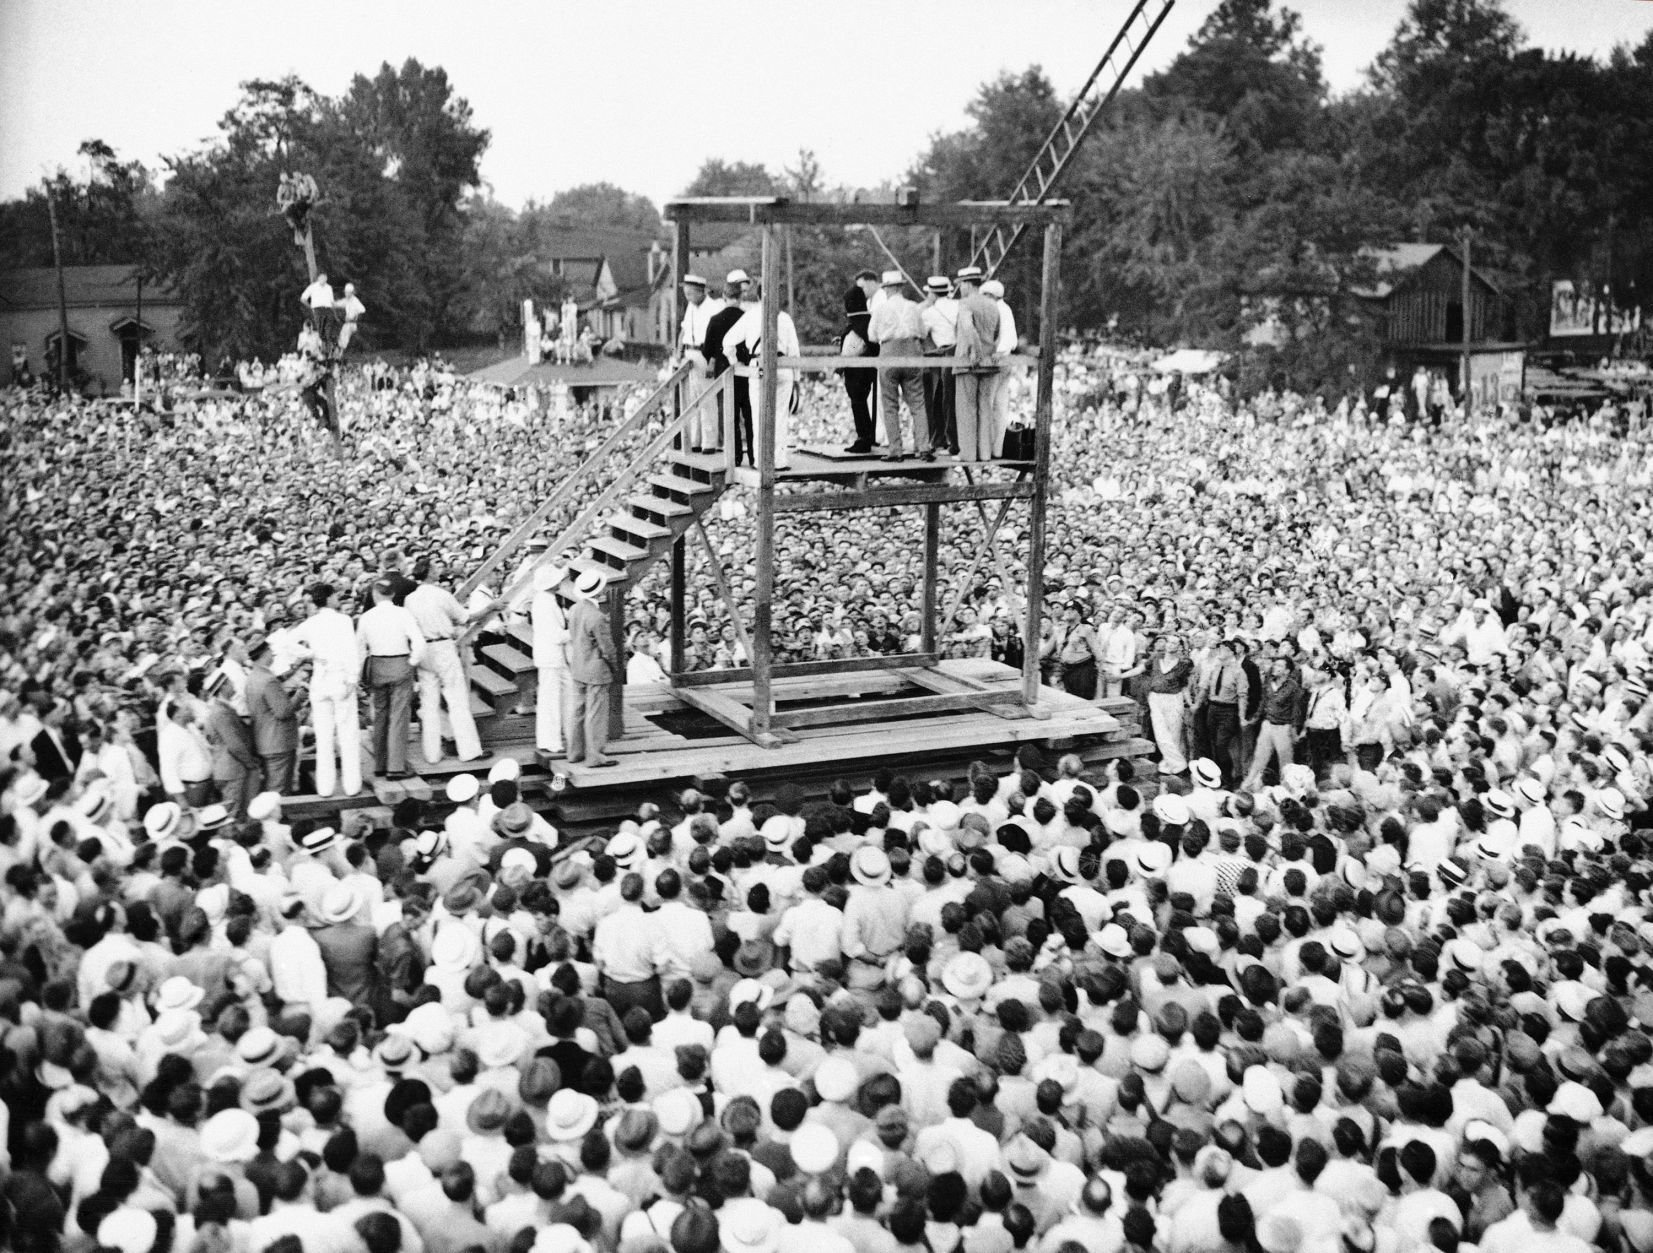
[0,140,155,270]
[682,160,780,197]
[335,60,490,349]
[545,183,661,233]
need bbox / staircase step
[471,667,518,698]
[668,455,727,484]
[568,557,617,586]
[507,622,535,652]
[589,535,651,569]
[648,473,718,500]
[608,513,671,542]
[470,693,496,720]
[628,493,693,521]
[670,451,728,474]
[481,643,536,678]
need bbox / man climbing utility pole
[278,171,342,457]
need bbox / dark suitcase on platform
[1001,423,1035,460]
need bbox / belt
[371,653,409,659]
[1208,700,1237,708]
[426,636,455,644]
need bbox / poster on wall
[1468,351,1524,410]
[1551,281,1643,337]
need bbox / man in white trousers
[531,564,572,761]
[404,558,487,766]
[288,582,362,797]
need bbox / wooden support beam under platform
[765,479,1036,513]
[768,686,1027,731]
[673,652,939,688]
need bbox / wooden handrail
[456,360,695,603]
[460,373,729,642]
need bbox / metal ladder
[970,0,1177,278]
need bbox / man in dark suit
[204,691,261,820]
[30,699,81,782]
[245,646,302,795]
[566,569,620,768]
[702,270,750,465]
[841,270,881,454]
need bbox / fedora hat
[430,924,480,972]
[942,952,993,1001]
[155,976,204,1014]
[235,1026,283,1069]
[142,801,182,839]
[850,845,891,887]
[1190,759,1222,789]
[545,1089,599,1142]
[317,880,361,925]
[201,1109,260,1163]
[240,1067,296,1116]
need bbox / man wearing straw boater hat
[567,568,620,768]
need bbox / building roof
[0,265,175,310]
[1352,244,1500,299]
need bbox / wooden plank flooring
[277,660,1148,823]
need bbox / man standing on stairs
[357,578,426,781]
[567,569,620,768]
[530,563,572,763]
[405,556,486,767]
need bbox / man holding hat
[952,266,1002,463]
[867,270,931,461]
[567,569,620,768]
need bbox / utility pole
[46,184,71,391]
[1459,226,1473,416]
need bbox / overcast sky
[2,0,1648,211]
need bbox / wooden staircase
[465,447,730,720]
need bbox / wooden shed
[1353,243,1504,347]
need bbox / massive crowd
[6,334,1653,1253]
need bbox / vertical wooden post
[607,585,626,740]
[750,225,780,741]
[1459,227,1472,414]
[670,537,687,677]
[1022,223,1062,708]
[673,220,691,446]
[921,502,941,656]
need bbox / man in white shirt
[404,560,485,766]
[868,272,932,461]
[772,866,844,975]
[530,564,572,760]
[156,702,213,805]
[592,873,663,1020]
[289,581,363,798]
[920,276,959,456]
[678,273,724,452]
[357,578,427,781]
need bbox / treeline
[4,1,1650,389]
